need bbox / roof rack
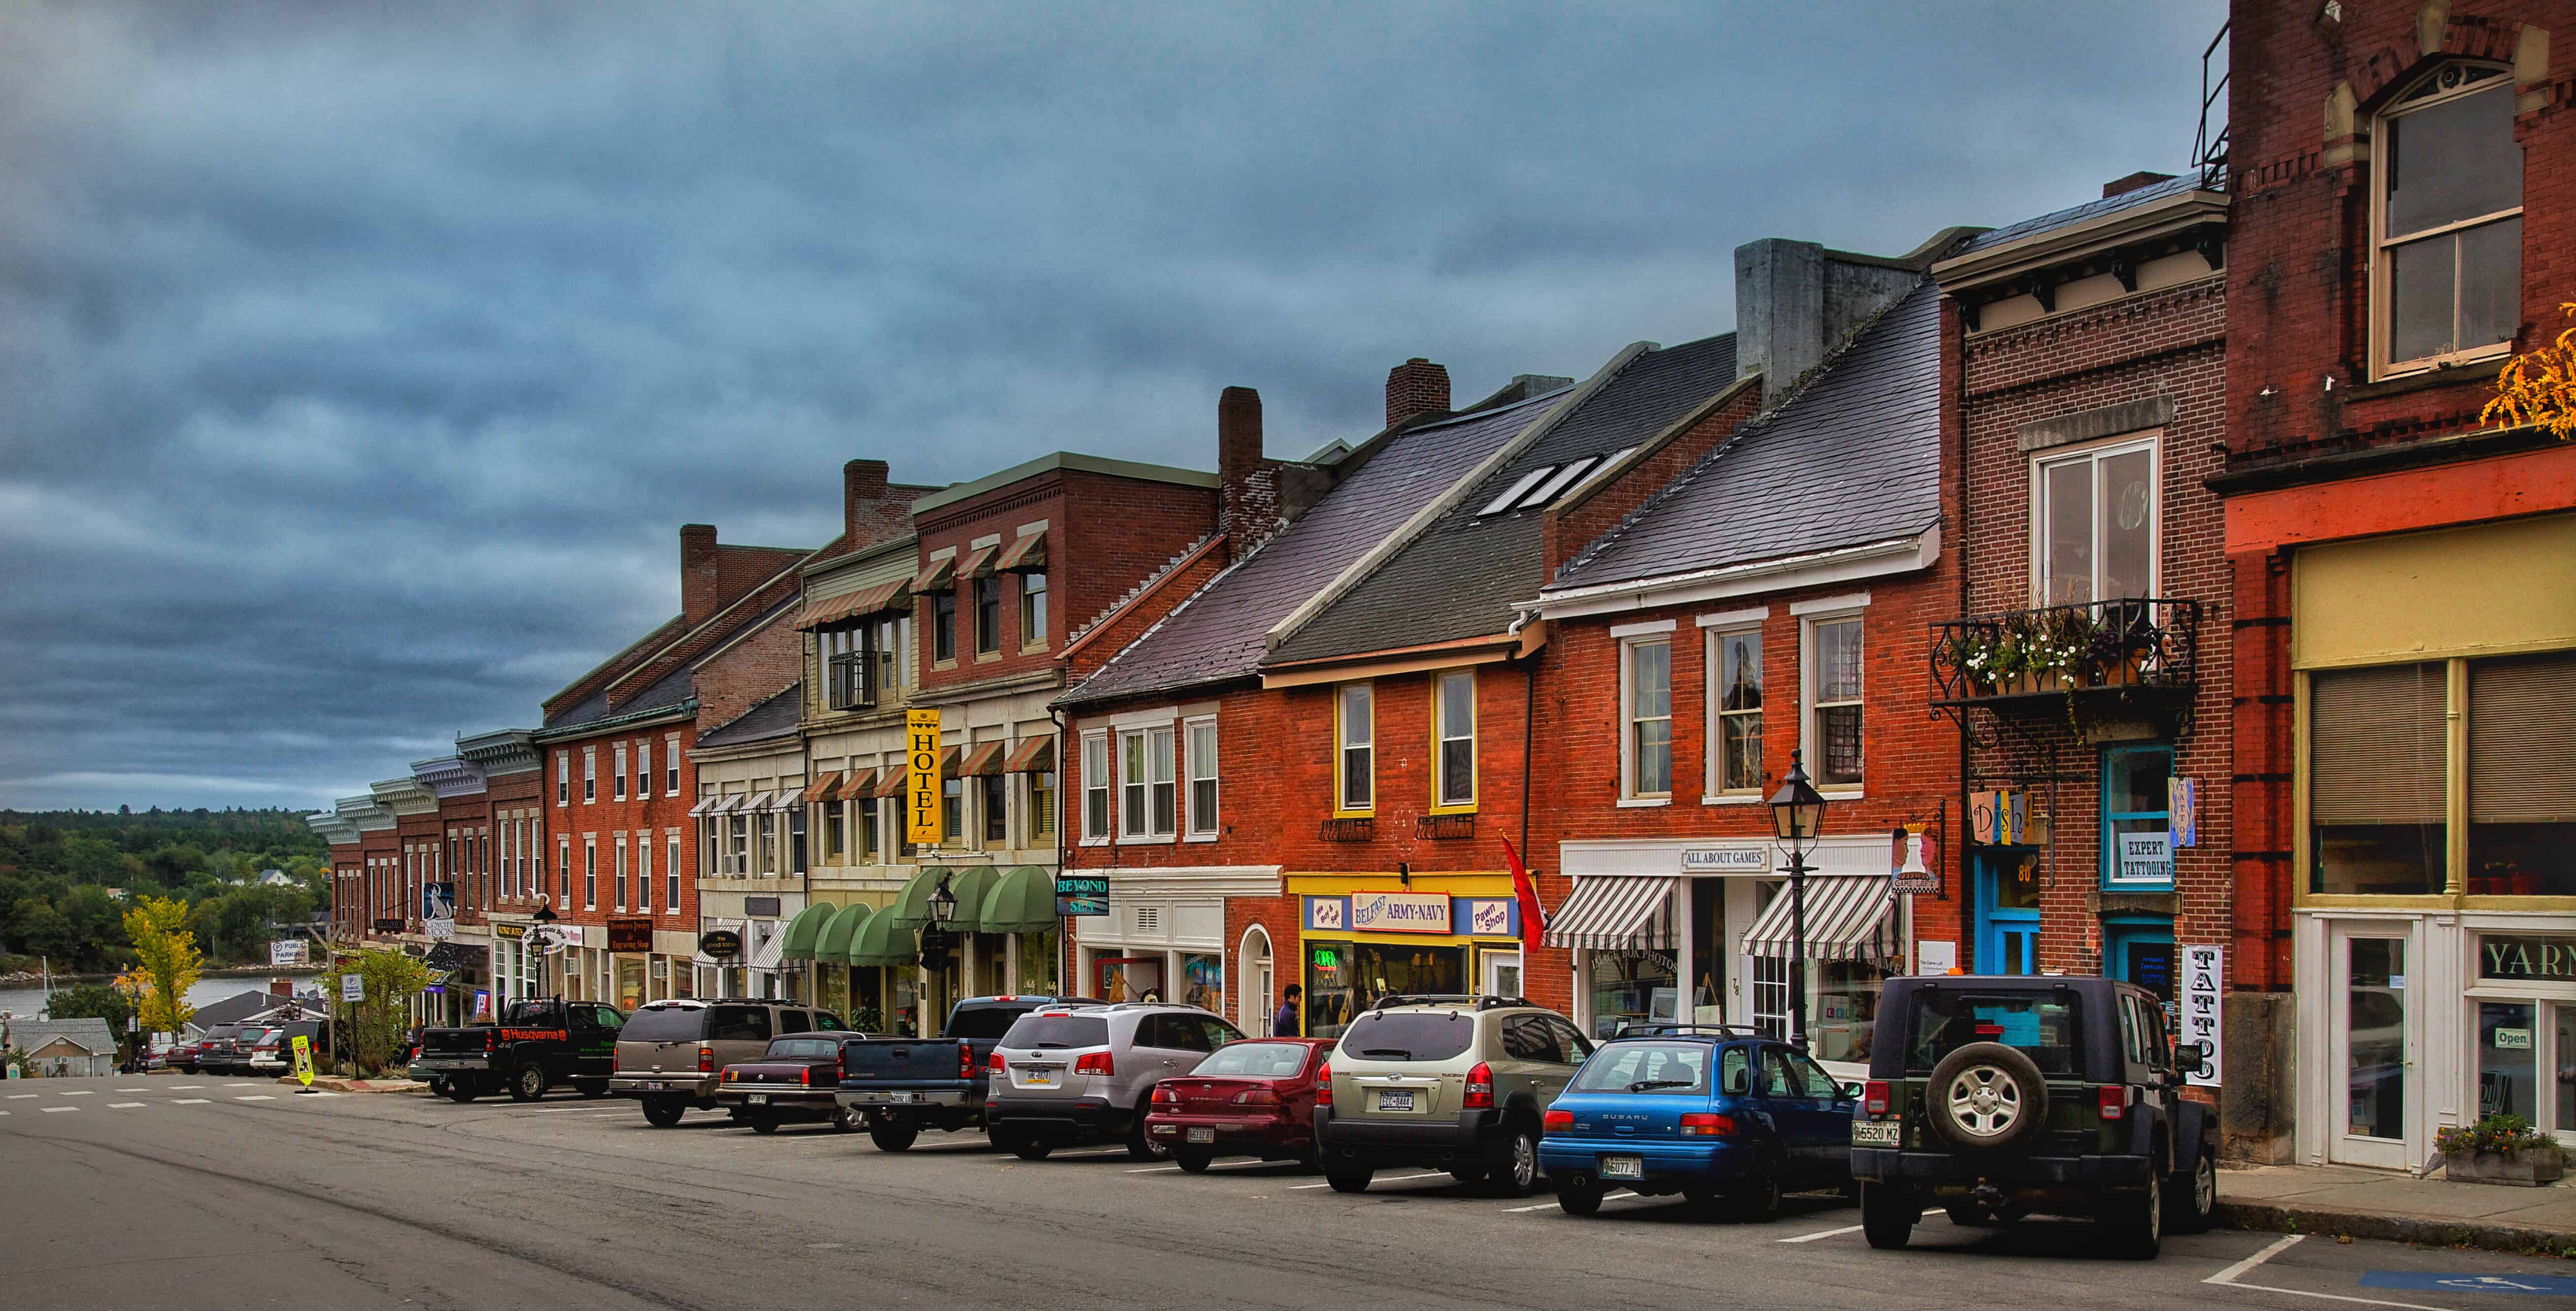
[1609,1022,1762,1039]
[1367,994,1536,1012]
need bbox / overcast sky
[0,1,2228,814]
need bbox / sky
[0,0,2231,813]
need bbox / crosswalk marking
[172,1099,210,1105]
[235,1095,276,1102]
[42,1106,76,1113]
[60,1090,94,1096]
[108,1102,147,1109]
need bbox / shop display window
[1180,952,1224,1013]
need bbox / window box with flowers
[2436,1115,2567,1187]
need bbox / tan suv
[1313,995,1592,1196]
[610,999,845,1127]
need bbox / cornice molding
[409,756,489,799]
[369,777,440,817]
[455,728,541,776]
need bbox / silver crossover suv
[985,1003,1244,1159]
[1313,995,1593,1196]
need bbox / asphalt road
[5,1072,2573,1311]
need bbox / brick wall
[539,720,699,932]
[694,611,802,731]
[1061,535,1231,684]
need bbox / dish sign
[1349,891,1450,935]
[2180,944,2222,1088]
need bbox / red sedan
[1144,1037,1333,1172]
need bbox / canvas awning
[1541,876,1677,950]
[1740,876,1897,962]
[688,794,724,818]
[981,865,1059,933]
[1003,735,1057,774]
[996,531,1046,573]
[742,790,776,814]
[801,773,844,806]
[708,793,744,815]
[942,866,1000,933]
[959,543,999,580]
[797,577,912,631]
[836,767,879,800]
[960,741,1006,777]
[746,926,787,972]
[847,905,919,967]
[872,767,909,798]
[814,902,875,965]
[691,918,746,968]
[778,902,838,961]
[883,866,950,931]
[766,790,798,813]
[914,555,958,592]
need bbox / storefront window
[2468,652,2576,895]
[2478,1000,2538,1123]
[1181,952,1224,1013]
[1587,949,1678,1039]
[1305,940,1357,1039]
[617,957,645,1011]
[1095,956,1163,1004]
[2102,745,2174,890]
[2311,663,2447,894]
[1016,932,1058,994]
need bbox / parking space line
[60,1090,94,1096]
[529,1107,579,1114]
[2200,1234,2451,1311]
[1127,1165,1183,1173]
[167,1084,204,1089]
[1779,1209,1939,1244]
[1505,1190,1639,1213]
[7,1094,36,1100]
[235,1095,276,1102]
[172,1098,210,1105]
[42,1106,76,1113]
[117,1087,149,1092]
[108,1102,147,1109]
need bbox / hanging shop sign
[2180,944,2223,1088]
[1055,875,1109,918]
[372,918,405,934]
[2168,777,2199,848]
[698,929,743,960]
[606,918,653,953]
[424,918,455,941]
[905,709,943,846]
[422,882,457,921]
[1348,891,1451,935]
[1890,823,1942,895]
[2478,936,2576,983]
[1969,789,2030,846]
[492,921,527,940]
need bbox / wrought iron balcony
[1929,596,2201,710]
[1416,814,1475,841]
[1319,817,1375,843]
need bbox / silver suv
[985,1003,1244,1160]
[1313,995,1592,1196]
[610,999,846,1127]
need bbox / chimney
[680,524,720,626]
[1734,237,1920,408]
[1219,386,1281,558]
[843,459,892,545]
[1384,358,1451,428]
[2102,170,2177,198]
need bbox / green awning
[813,902,874,966]
[778,902,838,961]
[981,865,1060,933]
[943,866,1000,934]
[883,866,951,931]
[847,904,919,967]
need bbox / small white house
[6,1018,118,1077]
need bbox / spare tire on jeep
[1925,1041,2049,1151]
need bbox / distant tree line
[0,808,328,975]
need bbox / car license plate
[889,1090,917,1103]
[1376,1089,1414,1112]
[747,1093,768,1105]
[1186,1127,1215,1144]
[1601,1156,1644,1180]
[1851,1120,1902,1146]
[642,1081,664,1091]
[1021,1070,1053,1088]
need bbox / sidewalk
[2219,1162,2576,1255]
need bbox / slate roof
[4,1016,116,1055]
[1268,333,1738,664]
[1955,173,2203,254]
[185,989,286,1029]
[1549,279,1943,592]
[540,596,797,732]
[696,682,803,748]
[1060,388,1569,706]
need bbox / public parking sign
[341,974,366,1004]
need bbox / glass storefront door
[2332,926,2414,1168]
[1975,850,2042,974]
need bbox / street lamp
[1768,749,1828,1050]
[530,905,559,1003]
[928,874,958,927]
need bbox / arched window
[2375,61,2522,376]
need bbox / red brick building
[2213,0,2576,1170]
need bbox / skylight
[1477,466,1555,516]
[1564,446,1637,498]
[1513,456,1600,510]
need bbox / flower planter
[2445,1148,2566,1186]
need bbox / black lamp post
[530,905,559,1003]
[928,874,958,928]
[1767,749,1828,1049]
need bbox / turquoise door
[1974,850,2042,975]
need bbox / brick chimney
[680,524,721,626]
[1218,386,1276,557]
[1385,358,1451,428]
[843,459,894,547]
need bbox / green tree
[331,949,436,1076]
[123,897,203,1037]
[45,983,132,1039]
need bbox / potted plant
[2436,1114,2567,1186]
[1943,626,2003,697]
[1996,613,2039,694]
[2092,602,2155,685]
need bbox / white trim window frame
[664,733,681,795]
[613,744,629,801]
[582,836,598,911]
[1705,624,1764,799]
[2031,433,2161,607]
[665,830,681,913]
[556,836,571,909]
[635,740,650,800]
[1185,715,1219,840]
[1081,730,1111,846]
[1336,683,1374,815]
[1119,726,1177,842]
[614,832,629,911]
[636,830,652,913]
[1433,669,1476,811]
[2371,60,2523,380]
[583,747,597,804]
[1620,633,1673,802]
[1802,609,1867,795]
[557,752,569,806]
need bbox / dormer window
[2375,61,2522,377]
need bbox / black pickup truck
[836,995,1097,1151]
[410,999,625,1103]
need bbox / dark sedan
[714,1032,870,1133]
[1144,1037,1334,1172]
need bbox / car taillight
[989,1051,1005,1074]
[960,1041,974,1080]
[1073,1051,1114,1076]
[722,1068,737,1082]
[1316,1063,1332,1106]
[1463,1062,1494,1110]
[485,1031,497,1052]
[613,1049,623,1073]
[1150,1084,1179,1108]
[1232,1088,1278,1106]
[2099,1085,2128,1120]
[1863,1080,1890,1118]
[698,1044,713,1073]
[1542,1108,1574,1133]
[803,1065,816,1087]
[1678,1113,1737,1137]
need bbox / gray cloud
[0,0,2228,810]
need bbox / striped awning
[996,531,1046,573]
[801,773,843,806]
[746,924,787,972]
[1741,876,1897,962]
[707,793,745,815]
[914,555,957,592]
[873,767,908,798]
[797,578,911,631]
[960,740,1006,777]
[1542,876,1676,951]
[766,789,798,813]
[743,790,776,814]
[959,543,999,580]
[1003,735,1057,773]
[688,794,723,818]
[836,767,879,800]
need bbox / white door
[2330,923,2417,1169]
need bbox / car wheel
[1731,1170,1784,1223]
[510,1064,548,1103]
[870,1123,920,1152]
[1485,1123,1541,1197]
[1173,1147,1215,1173]
[748,1114,780,1135]
[2103,1173,2162,1259]
[1325,1165,1373,1194]
[834,1108,862,1133]
[2165,1139,2217,1235]
[1011,1136,1054,1161]
[425,1077,449,1098]
[1557,1180,1605,1216]
[1125,1114,1161,1161]
[1925,1042,2050,1153]
[577,1081,608,1099]
[641,1096,686,1128]
[444,1082,479,1104]
[1861,1181,1916,1250]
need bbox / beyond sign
[1348,891,1450,934]
[2480,936,2576,982]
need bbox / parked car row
[421,976,2219,1259]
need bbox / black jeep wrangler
[1847,975,2216,1258]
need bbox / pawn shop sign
[292,1034,315,1087]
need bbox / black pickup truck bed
[837,996,1098,1151]
[410,1000,623,1103]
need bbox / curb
[2217,1199,2576,1256]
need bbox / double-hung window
[583,748,597,803]
[1186,718,1219,837]
[933,590,957,662]
[556,837,569,908]
[1082,733,1111,842]
[613,745,628,801]
[2035,436,2157,606]
[942,778,964,846]
[614,835,629,910]
[1622,640,1672,800]
[757,811,778,877]
[1806,616,1864,789]
[981,773,1008,846]
[1027,770,1057,844]
[636,835,652,912]
[1434,671,1475,810]
[2375,62,2522,377]
[974,576,1002,655]
[664,734,680,794]
[557,752,569,806]
[859,796,882,862]
[665,832,681,911]
[582,838,597,910]
[1337,684,1374,814]
[1120,727,1176,838]
[824,800,845,861]
[1709,627,1764,795]
[1020,572,1048,649]
[635,742,649,799]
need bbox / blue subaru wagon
[1539,1029,1859,1218]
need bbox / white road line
[1508,1190,1640,1213]
[117,1087,149,1092]
[108,1102,147,1109]
[7,1094,36,1100]
[60,1090,94,1096]
[1126,1165,1183,1173]
[41,1106,76,1113]
[1054,1147,1130,1157]
[172,1098,210,1105]
[234,1095,276,1102]
[167,1084,204,1089]
[528,1107,579,1114]
[2201,1233,2451,1311]
[1779,1209,1941,1244]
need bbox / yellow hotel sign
[905,708,943,845]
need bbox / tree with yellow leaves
[122,896,204,1037]
[2485,302,2576,440]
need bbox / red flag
[1503,836,1547,941]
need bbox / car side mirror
[2173,1041,2212,1078]
[1842,1081,1865,1101]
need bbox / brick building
[2212,0,2576,1170]
[454,729,543,1010]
